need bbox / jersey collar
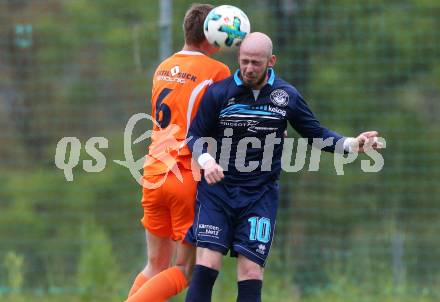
[177,50,205,56]
[233,68,276,87]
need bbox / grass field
[2,256,438,302]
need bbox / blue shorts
[185,179,279,267]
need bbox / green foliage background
[0,0,439,301]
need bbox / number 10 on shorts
[248,217,271,243]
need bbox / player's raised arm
[286,90,347,153]
[287,90,383,154]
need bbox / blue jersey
[187,69,345,187]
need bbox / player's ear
[268,54,277,67]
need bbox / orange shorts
[141,168,197,241]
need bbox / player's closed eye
[241,59,262,67]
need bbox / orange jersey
[143,51,230,176]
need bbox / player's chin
[243,78,256,87]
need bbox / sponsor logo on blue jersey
[270,89,289,107]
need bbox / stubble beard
[244,66,268,89]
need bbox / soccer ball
[204,5,251,49]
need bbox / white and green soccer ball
[203,5,251,49]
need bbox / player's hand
[351,131,384,153]
[203,159,224,185]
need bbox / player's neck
[182,44,206,55]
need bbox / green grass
[2,249,439,302]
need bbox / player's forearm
[186,128,216,167]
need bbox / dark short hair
[183,3,214,46]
